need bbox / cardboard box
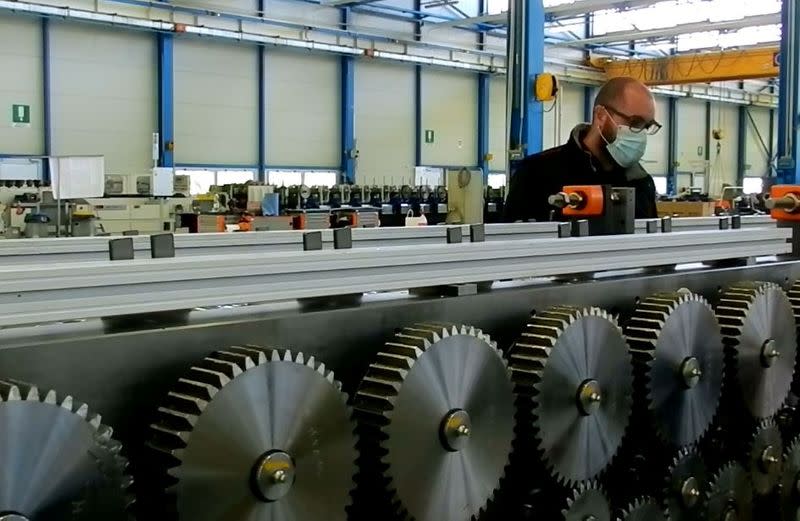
[657,201,716,218]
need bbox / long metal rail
[0,226,790,327]
[0,215,773,265]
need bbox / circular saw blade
[510,306,633,486]
[625,292,724,447]
[717,282,796,419]
[0,378,132,520]
[706,462,753,521]
[562,481,611,521]
[782,435,800,521]
[147,346,357,521]
[617,497,667,521]
[746,419,783,496]
[664,447,709,521]
[353,323,515,521]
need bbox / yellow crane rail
[592,47,779,85]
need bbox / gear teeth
[663,446,709,521]
[562,480,609,520]
[625,291,722,447]
[147,345,355,519]
[746,418,783,496]
[353,322,513,521]
[511,305,631,487]
[618,496,666,521]
[716,281,795,420]
[707,461,753,521]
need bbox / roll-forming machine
[3,190,800,521]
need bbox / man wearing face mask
[504,76,660,222]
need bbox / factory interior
[5,0,800,520]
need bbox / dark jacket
[504,125,658,223]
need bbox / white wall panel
[0,14,42,155]
[489,76,507,172]
[421,69,477,166]
[265,51,339,168]
[50,22,155,177]
[675,99,707,176]
[542,83,583,151]
[355,61,415,186]
[744,107,771,177]
[708,102,738,192]
[174,38,258,165]
[643,96,669,175]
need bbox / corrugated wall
[0,14,43,155]
[355,61,415,186]
[265,50,340,168]
[420,70,478,167]
[50,22,156,178]
[174,38,258,166]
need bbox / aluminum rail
[0,222,561,265]
[0,227,791,327]
[0,216,773,265]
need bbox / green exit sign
[11,104,30,127]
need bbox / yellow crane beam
[592,47,779,85]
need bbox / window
[177,169,256,195]
[652,176,668,195]
[267,170,339,187]
[743,177,764,194]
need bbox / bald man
[504,77,660,222]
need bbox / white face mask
[599,109,648,168]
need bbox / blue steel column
[157,26,175,168]
[777,0,800,183]
[414,0,422,167]
[42,18,51,182]
[508,0,544,169]
[582,14,593,123]
[257,0,266,181]
[340,8,356,184]
[667,96,677,194]
[477,0,489,179]
[737,105,747,186]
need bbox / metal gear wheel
[510,306,633,486]
[617,497,667,521]
[0,378,133,520]
[717,281,796,419]
[352,324,515,521]
[746,419,783,496]
[706,462,753,521]
[147,346,357,521]
[664,447,709,521]
[781,435,800,521]
[561,481,611,521]
[625,291,724,447]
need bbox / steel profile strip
[0,228,790,327]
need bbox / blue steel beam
[477,0,489,179]
[157,31,174,168]
[508,0,544,164]
[42,17,51,182]
[737,106,747,185]
[414,0,422,168]
[258,0,266,181]
[667,96,677,194]
[777,0,800,183]
[340,7,356,184]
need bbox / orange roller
[767,185,800,222]
[560,185,605,217]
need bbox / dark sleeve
[504,158,557,223]
[634,175,658,219]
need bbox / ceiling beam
[546,0,658,19]
[557,12,781,46]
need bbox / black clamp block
[557,222,572,238]
[122,230,139,236]
[109,238,134,261]
[646,220,658,234]
[718,217,730,230]
[661,216,673,233]
[333,227,353,249]
[150,233,175,259]
[470,224,485,243]
[447,227,463,244]
[731,215,742,229]
[303,231,323,251]
[571,220,589,237]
